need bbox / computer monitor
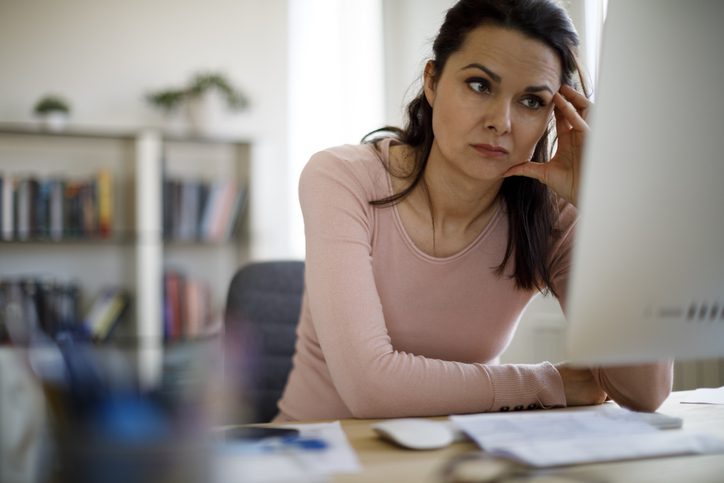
[566,0,724,364]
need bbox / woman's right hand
[555,363,607,407]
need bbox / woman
[275,0,673,422]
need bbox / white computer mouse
[372,418,455,450]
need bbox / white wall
[0,0,291,259]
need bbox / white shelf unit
[0,124,252,386]
[161,136,251,315]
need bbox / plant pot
[186,90,226,137]
[162,110,188,137]
[40,112,69,132]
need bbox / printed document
[681,386,724,405]
[451,404,724,467]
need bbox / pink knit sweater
[275,138,673,422]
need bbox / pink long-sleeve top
[275,138,673,422]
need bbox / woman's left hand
[503,84,591,207]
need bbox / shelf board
[0,122,252,145]
[163,238,243,247]
[0,122,136,141]
[0,235,136,246]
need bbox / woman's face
[424,24,562,181]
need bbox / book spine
[200,181,222,240]
[224,184,247,240]
[16,179,30,240]
[208,181,236,241]
[97,168,112,238]
[50,179,64,240]
[1,175,12,240]
[36,180,52,239]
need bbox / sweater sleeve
[549,200,674,412]
[299,151,566,419]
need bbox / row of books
[0,278,130,344]
[164,270,214,341]
[0,272,223,345]
[0,169,113,241]
[0,278,80,342]
[163,178,247,242]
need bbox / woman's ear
[423,60,438,107]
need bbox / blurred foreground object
[2,285,221,483]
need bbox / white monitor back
[566,0,724,364]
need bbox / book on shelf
[83,287,130,341]
[163,177,247,243]
[0,277,133,344]
[0,169,113,241]
[163,270,213,341]
[0,278,83,342]
[1,175,13,240]
[97,168,112,238]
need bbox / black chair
[224,260,304,423]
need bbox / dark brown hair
[364,0,586,297]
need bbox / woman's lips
[472,143,509,158]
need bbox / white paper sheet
[280,421,362,474]
[215,421,360,483]
[451,405,724,468]
[681,386,724,405]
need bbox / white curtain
[287,0,385,258]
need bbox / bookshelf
[0,123,251,386]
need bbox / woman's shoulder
[301,139,393,194]
[308,140,389,169]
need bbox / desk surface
[311,391,724,483]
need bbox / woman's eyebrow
[525,85,553,94]
[461,63,554,95]
[461,63,501,82]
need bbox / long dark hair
[365,0,585,297]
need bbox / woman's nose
[484,99,511,135]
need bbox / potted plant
[33,95,71,132]
[185,72,249,136]
[146,88,187,135]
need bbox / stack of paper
[681,386,724,405]
[451,404,724,468]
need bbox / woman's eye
[521,96,545,109]
[466,78,490,94]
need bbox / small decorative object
[146,88,187,135]
[33,95,71,132]
[185,72,249,136]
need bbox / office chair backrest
[224,260,304,423]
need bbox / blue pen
[280,436,328,451]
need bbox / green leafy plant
[33,95,71,115]
[187,72,249,110]
[146,88,187,113]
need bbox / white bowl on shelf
[39,112,69,132]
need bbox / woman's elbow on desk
[594,361,674,412]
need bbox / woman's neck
[389,142,502,256]
[421,142,502,234]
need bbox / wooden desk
[321,391,724,483]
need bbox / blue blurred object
[280,436,329,451]
[4,290,213,483]
[89,393,171,442]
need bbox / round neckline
[378,138,503,264]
